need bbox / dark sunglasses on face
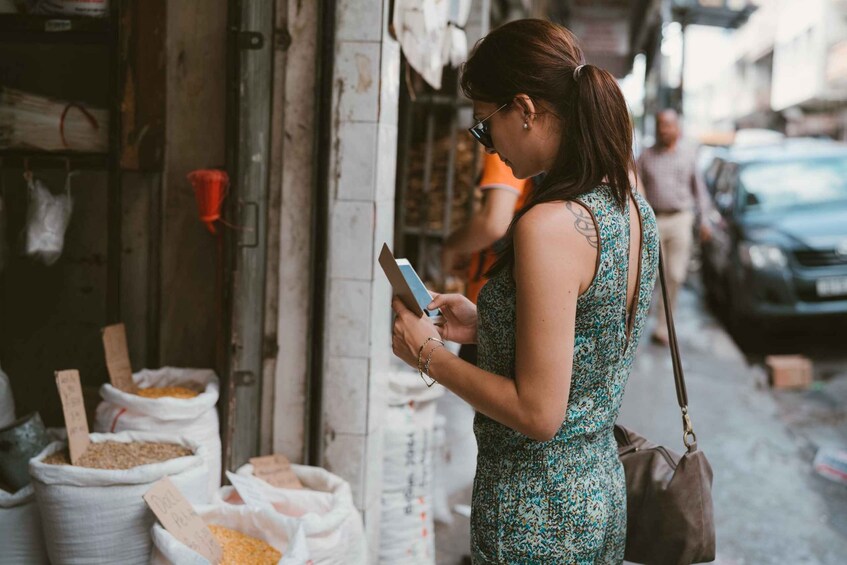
[468,102,509,149]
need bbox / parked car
[701,138,847,333]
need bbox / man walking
[637,109,711,345]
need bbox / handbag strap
[657,249,697,449]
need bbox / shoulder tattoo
[565,201,598,249]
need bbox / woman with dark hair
[391,19,659,563]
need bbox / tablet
[378,243,441,318]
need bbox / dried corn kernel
[136,386,199,399]
[208,525,282,565]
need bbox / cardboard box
[764,355,813,390]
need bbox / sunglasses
[468,102,509,149]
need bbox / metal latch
[238,31,264,50]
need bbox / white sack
[150,503,310,565]
[380,399,437,565]
[228,464,367,565]
[95,367,221,496]
[0,484,49,565]
[29,431,209,565]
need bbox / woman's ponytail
[567,64,634,210]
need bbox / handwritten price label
[249,454,303,489]
[55,370,90,464]
[143,477,222,564]
[101,323,136,393]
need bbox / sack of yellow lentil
[94,367,221,497]
[28,431,209,565]
[150,503,311,565]
[227,464,367,565]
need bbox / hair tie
[573,64,587,81]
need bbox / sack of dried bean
[226,464,367,565]
[0,483,49,565]
[150,503,311,565]
[94,367,221,496]
[28,431,209,565]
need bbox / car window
[704,158,724,194]
[738,156,847,212]
[713,163,737,213]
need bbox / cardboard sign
[101,323,136,393]
[249,454,303,489]
[55,370,91,464]
[143,477,223,564]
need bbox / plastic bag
[95,367,221,497]
[0,192,8,274]
[22,172,73,266]
[150,503,310,565]
[29,431,209,565]
[0,361,14,428]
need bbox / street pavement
[434,282,847,565]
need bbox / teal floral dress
[471,185,659,564]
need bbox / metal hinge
[237,31,264,50]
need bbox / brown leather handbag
[615,251,716,564]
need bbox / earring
[523,122,529,130]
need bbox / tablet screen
[397,261,440,317]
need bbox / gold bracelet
[418,337,443,387]
[423,343,445,382]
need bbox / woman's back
[471,184,659,563]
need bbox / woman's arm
[394,202,597,441]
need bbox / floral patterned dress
[471,185,660,564]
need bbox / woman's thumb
[427,291,443,310]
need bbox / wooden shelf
[0,149,110,170]
[0,14,111,44]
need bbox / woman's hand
[391,298,442,369]
[428,292,478,344]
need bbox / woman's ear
[513,94,538,123]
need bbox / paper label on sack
[55,370,90,464]
[102,323,136,393]
[144,477,223,564]
[249,454,303,489]
[226,471,275,510]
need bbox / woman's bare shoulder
[514,201,596,250]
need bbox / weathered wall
[267,0,320,462]
[159,0,228,367]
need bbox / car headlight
[739,243,788,270]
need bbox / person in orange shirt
[442,152,533,364]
